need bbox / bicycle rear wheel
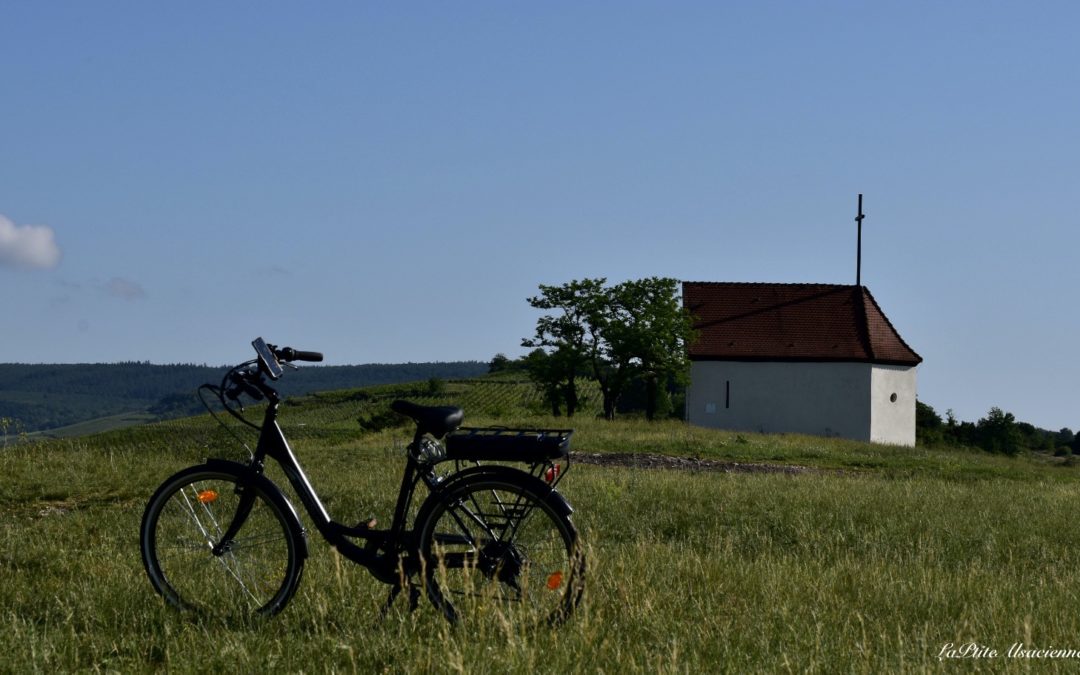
[416,472,584,627]
[140,465,305,618]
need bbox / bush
[426,377,446,396]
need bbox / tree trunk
[644,376,658,421]
[544,383,561,417]
[563,378,578,418]
[602,391,617,421]
[596,369,625,421]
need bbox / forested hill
[0,361,487,433]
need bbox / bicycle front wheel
[140,465,305,618]
[417,472,584,627]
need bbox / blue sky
[2,2,1077,430]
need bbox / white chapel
[683,282,922,446]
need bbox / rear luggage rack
[444,427,574,488]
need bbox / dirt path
[572,451,825,475]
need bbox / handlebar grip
[278,347,324,363]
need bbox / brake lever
[228,370,265,401]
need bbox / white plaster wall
[869,365,917,446]
[687,361,873,441]
[687,361,919,445]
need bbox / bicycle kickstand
[378,582,420,620]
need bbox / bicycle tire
[416,470,584,627]
[140,464,305,618]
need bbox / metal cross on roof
[855,193,866,287]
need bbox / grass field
[3,379,1080,672]
[26,411,160,439]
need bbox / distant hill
[0,361,487,434]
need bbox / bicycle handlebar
[276,347,324,363]
[201,339,325,432]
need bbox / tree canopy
[522,277,695,420]
[917,400,1077,456]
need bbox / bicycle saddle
[390,400,464,438]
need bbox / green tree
[488,353,513,374]
[487,353,529,375]
[977,407,1023,455]
[1055,427,1074,447]
[915,400,944,446]
[523,277,695,421]
[523,349,566,416]
[592,277,695,420]
[426,377,446,396]
[521,279,606,418]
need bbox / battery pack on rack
[444,427,573,462]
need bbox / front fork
[211,475,259,556]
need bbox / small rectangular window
[725,380,731,409]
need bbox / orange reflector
[197,489,218,504]
[546,571,563,590]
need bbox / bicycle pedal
[354,517,377,530]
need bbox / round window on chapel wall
[890,393,898,403]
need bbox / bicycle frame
[238,389,438,586]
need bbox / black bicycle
[140,338,584,626]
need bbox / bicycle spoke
[174,485,221,548]
[142,470,302,617]
[215,551,267,606]
[420,475,580,627]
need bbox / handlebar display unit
[252,337,284,380]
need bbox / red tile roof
[682,282,922,366]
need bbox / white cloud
[0,214,62,269]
